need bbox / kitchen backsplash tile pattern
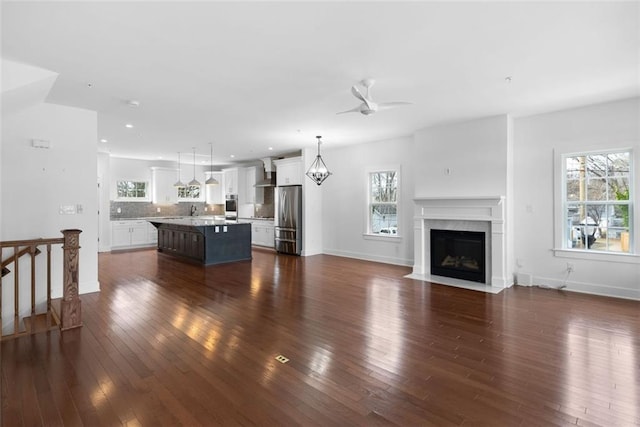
[254,187,274,218]
[110,201,224,220]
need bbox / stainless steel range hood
[255,157,276,187]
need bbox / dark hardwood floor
[2,248,639,426]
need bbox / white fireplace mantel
[406,196,510,291]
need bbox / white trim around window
[363,165,402,241]
[553,146,638,263]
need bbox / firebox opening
[430,229,486,283]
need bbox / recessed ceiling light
[125,123,134,128]
[230,154,235,158]
[99,139,108,143]
[127,100,140,108]
[268,147,273,151]
[157,156,163,159]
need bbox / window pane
[586,177,607,200]
[563,150,632,253]
[610,177,629,201]
[116,180,147,198]
[566,178,583,201]
[586,155,607,178]
[370,172,397,203]
[608,152,630,174]
[565,156,584,176]
[370,204,397,233]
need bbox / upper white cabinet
[274,157,303,186]
[205,171,224,204]
[223,168,239,195]
[151,167,178,204]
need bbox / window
[563,150,632,253]
[177,185,201,200]
[116,180,148,200]
[368,170,399,236]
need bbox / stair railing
[0,229,83,339]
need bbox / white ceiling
[2,1,638,165]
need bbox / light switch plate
[59,205,76,215]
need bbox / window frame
[554,147,638,263]
[363,166,401,240]
[177,184,203,202]
[115,180,150,201]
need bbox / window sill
[363,233,402,242]
[553,248,639,264]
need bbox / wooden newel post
[61,229,82,330]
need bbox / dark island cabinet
[150,220,251,265]
[158,227,205,261]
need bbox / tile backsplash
[109,199,274,220]
[110,201,224,220]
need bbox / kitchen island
[149,217,251,265]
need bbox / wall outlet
[157,207,161,213]
[117,207,122,213]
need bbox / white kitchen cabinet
[251,221,275,247]
[205,171,224,204]
[274,157,303,186]
[111,220,155,249]
[151,167,178,204]
[223,168,239,195]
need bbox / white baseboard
[529,275,639,301]
[322,248,413,267]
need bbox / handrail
[0,230,82,338]
[0,237,64,248]
[2,246,42,277]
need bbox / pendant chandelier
[188,147,201,187]
[205,142,219,186]
[306,135,332,185]
[173,152,185,188]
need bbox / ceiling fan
[337,78,412,115]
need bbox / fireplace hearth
[431,229,486,283]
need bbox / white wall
[1,102,99,332]
[413,115,510,197]
[302,146,323,256]
[97,152,111,251]
[513,98,640,299]
[321,135,415,265]
[413,115,514,284]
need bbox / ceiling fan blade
[336,105,362,115]
[377,101,412,111]
[351,85,373,110]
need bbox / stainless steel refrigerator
[275,185,302,255]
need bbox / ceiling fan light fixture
[306,136,332,186]
[174,152,186,188]
[205,142,219,186]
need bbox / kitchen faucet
[190,205,197,216]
